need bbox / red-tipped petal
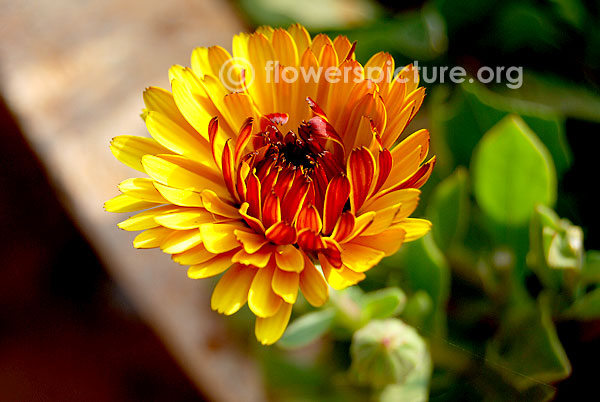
[221,140,238,201]
[322,174,351,235]
[347,147,375,212]
[398,156,436,190]
[296,204,323,233]
[245,170,262,219]
[281,175,310,224]
[262,191,281,229]
[265,221,297,245]
[297,229,325,251]
[373,148,392,195]
[234,117,254,166]
[331,212,355,242]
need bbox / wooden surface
[0,1,266,401]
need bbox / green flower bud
[350,319,429,388]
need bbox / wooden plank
[0,1,266,401]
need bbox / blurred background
[0,0,598,401]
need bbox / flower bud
[350,319,429,388]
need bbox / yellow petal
[232,247,273,268]
[235,230,268,254]
[153,182,204,207]
[319,254,365,290]
[117,205,179,231]
[398,218,432,242]
[340,243,385,273]
[160,229,203,254]
[145,111,214,166]
[211,264,256,315]
[272,28,298,67]
[110,135,169,173]
[200,223,243,253]
[133,227,173,249]
[172,244,215,265]
[287,24,311,58]
[171,76,216,141]
[118,178,167,203]
[142,154,227,197]
[154,208,218,230]
[271,268,299,304]
[352,225,407,256]
[143,86,193,130]
[359,204,401,236]
[248,264,283,318]
[275,245,305,273]
[255,302,293,345]
[299,257,329,307]
[362,188,420,213]
[188,252,235,279]
[201,190,240,218]
[105,193,162,213]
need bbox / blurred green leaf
[401,291,434,330]
[496,73,600,123]
[387,234,450,335]
[434,0,498,35]
[490,3,561,52]
[328,6,447,62]
[361,287,407,322]
[580,251,600,285]
[549,0,586,30]
[235,0,382,30]
[279,308,336,349]
[528,205,584,290]
[380,356,431,402]
[472,115,556,226]
[564,287,600,320]
[486,296,571,389]
[426,167,469,251]
[434,82,571,177]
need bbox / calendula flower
[105,24,434,345]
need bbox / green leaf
[495,73,600,123]
[385,234,450,335]
[325,6,447,62]
[234,0,381,30]
[400,291,433,335]
[486,295,571,389]
[380,358,431,402]
[564,287,600,320]
[489,3,562,53]
[472,115,556,226]
[433,82,571,177]
[549,0,587,30]
[528,205,585,290]
[426,167,469,251]
[361,287,407,322]
[278,308,336,349]
[580,251,600,285]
